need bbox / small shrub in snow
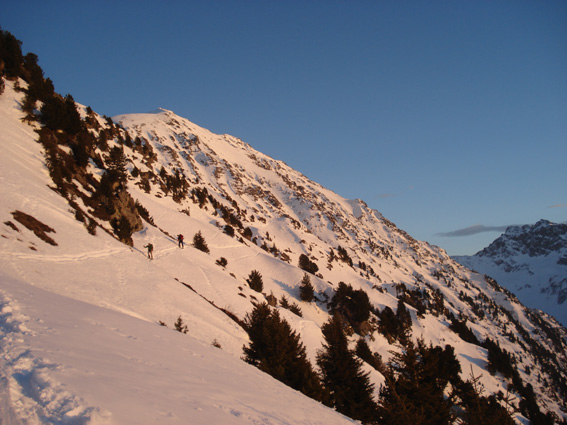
[298,254,319,274]
[246,270,263,293]
[193,231,210,253]
[174,316,188,334]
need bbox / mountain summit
[454,220,567,326]
[1,30,566,424]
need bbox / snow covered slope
[454,220,567,326]
[1,78,566,424]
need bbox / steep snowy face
[454,220,567,325]
[113,108,441,283]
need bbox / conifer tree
[105,145,128,186]
[246,270,263,292]
[243,303,328,404]
[173,316,188,334]
[317,316,378,423]
[298,254,319,274]
[329,282,372,331]
[111,215,133,245]
[0,29,24,78]
[192,231,210,254]
[299,273,315,302]
[355,338,384,373]
[377,339,455,425]
[453,372,515,425]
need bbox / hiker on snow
[178,234,184,248]
[144,243,154,259]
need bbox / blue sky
[3,0,566,255]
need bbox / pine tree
[173,316,188,334]
[377,339,454,425]
[246,270,263,292]
[192,231,210,254]
[298,254,319,274]
[317,316,378,423]
[39,94,82,135]
[355,338,385,373]
[111,215,133,245]
[0,29,24,78]
[243,303,328,404]
[299,273,315,302]
[106,146,128,186]
[453,371,515,425]
[329,282,372,331]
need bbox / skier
[177,234,184,248]
[144,243,154,260]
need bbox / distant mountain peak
[478,219,567,258]
[454,219,567,325]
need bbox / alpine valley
[454,220,567,328]
[0,31,566,425]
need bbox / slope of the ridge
[1,79,566,423]
[0,274,359,425]
[454,220,567,326]
[113,109,423,256]
[0,82,250,355]
[0,81,361,425]
[114,107,567,419]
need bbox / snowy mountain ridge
[1,58,566,425]
[454,220,567,326]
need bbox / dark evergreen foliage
[453,375,515,425]
[216,257,228,267]
[111,216,133,245]
[0,28,24,78]
[298,253,319,274]
[329,282,373,332]
[243,303,328,404]
[378,301,412,344]
[395,299,412,329]
[174,316,188,334]
[317,316,379,424]
[242,227,253,240]
[22,52,54,102]
[336,245,353,266]
[192,231,210,254]
[355,338,385,373]
[105,146,128,186]
[483,338,515,379]
[377,340,458,425]
[192,187,208,208]
[449,314,481,346]
[40,94,83,135]
[246,270,263,292]
[282,299,303,317]
[223,224,235,237]
[299,273,315,302]
[135,200,154,226]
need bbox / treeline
[241,280,524,425]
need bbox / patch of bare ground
[11,210,58,246]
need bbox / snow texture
[1,80,566,423]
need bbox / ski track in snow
[0,247,127,263]
[0,290,111,425]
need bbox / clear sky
[3,0,566,255]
